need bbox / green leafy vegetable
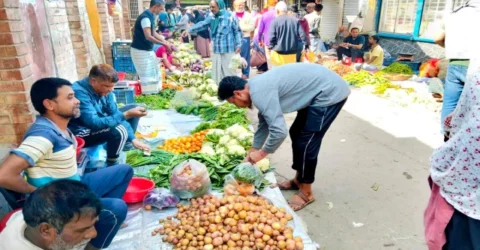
[381,62,414,75]
[126,149,174,167]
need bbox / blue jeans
[240,37,251,77]
[296,40,304,63]
[441,64,468,132]
[81,104,140,161]
[81,164,133,249]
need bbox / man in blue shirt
[0,77,133,249]
[336,27,365,62]
[68,64,150,166]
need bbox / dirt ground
[248,88,443,250]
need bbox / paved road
[249,89,443,250]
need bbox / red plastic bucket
[128,81,142,96]
[117,72,127,81]
[122,177,155,203]
[75,137,85,157]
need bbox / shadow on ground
[266,109,433,250]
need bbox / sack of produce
[170,159,211,199]
[143,188,180,210]
[223,162,263,196]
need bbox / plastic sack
[419,59,440,77]
[143,188,180,210]
[229,54,248,71]
[170,159,211,199]
[223,162,263,196]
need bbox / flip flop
[271,180,300,190]
[288,191,315,211]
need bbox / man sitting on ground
[0,180,101,250]
[336,27,365,62]
[0,77,133,250]
[354,35,384,71]
[68,64,150,166]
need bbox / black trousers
[290,99,347,184]
[443,209,480,250]
[336,47,364,61]
[77,105,139,161]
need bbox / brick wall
[113,7,126,40]
[65,0,92,79]
[122,0,132,39]
[0,0,35,145]
[45,0,78,82]
[97,0,116,65]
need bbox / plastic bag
[143,188,180,210]
[229,54,248,71]
[170,159,211,199]
[169,89,200,109]
[223,162,263,196]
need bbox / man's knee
[100,198,128,223]
[108,124,129,141]
[110,164,134,179]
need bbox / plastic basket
[113,57,136,73]
[112,41,132,58]
[113,87,136,105]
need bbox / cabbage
[231,162,263,187]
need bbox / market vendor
[354,35,384,72]
[68,64,150,166]
[0,180,101,250]
[131,0,172,92]
[182,0,242,84]
[336,27,365,62]
[0,78,133,250]
[218,63,350,211]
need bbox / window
[379,0,418,34]
[419,0,469,38]
[376,0,471,41]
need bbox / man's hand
[247,150,268,164]
[243,148,259,162]
[124,107,147,119]
[235,47,241,54]
[132,139,151,151]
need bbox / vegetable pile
[191,103,250,132]
[343,70,391,87]
[158,130,209,154]
[167,72,218,102]
[381,62,414,75]
[126,149,174,167]
[151,194,304,250]
[320,60,353,77]
[149,153,245,189]
[175,101,213,116]
[135,89,177,109]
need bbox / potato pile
[152,194,304,250]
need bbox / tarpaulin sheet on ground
[106,109,319,249]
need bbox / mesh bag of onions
[151,194,305,250]
[170,160,212,199]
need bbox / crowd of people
[0,0,479,249]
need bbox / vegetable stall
[106,49,317,249]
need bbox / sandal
[271,179,300,190]
[288,191,315,211]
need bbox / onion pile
[151,194,304,250]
